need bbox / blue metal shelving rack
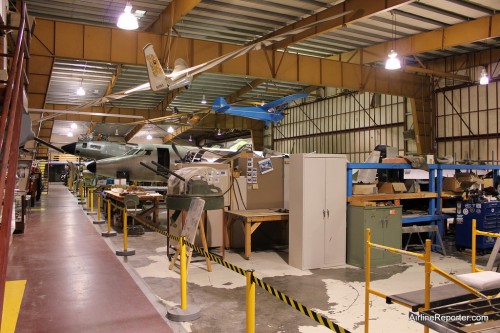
[346,163,500,237]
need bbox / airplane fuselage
[61,141,134,160]
[87,144,192,182]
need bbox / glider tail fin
[143,43,167,92]
[212,97,230,112]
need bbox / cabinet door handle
[323,209,326,218]
[327,209,330,218]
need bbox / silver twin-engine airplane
[61,140,246,182]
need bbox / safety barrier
[85,187,97,215]
[104,199,135,256]
[364,227,489,333]
[472,219,500,273]
[92,190,106,224]
[127,215,350,332]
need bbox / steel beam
[334,13,500,70]
[145,0,201,35]
[30,18,428,99]
[253,0,415,50]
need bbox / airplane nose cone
[87,161,96,173]
[61,142,77,155]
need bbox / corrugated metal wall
[271,90,410,162]
[435,64,500,163]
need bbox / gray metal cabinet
[347,205,402,268]
[289,154,347,270]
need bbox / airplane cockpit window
[90,144,101,150]
[125,149,140,156]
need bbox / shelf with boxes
[347,162,500,233]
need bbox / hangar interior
[2,1,500,333]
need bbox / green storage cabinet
[347,205,402,268]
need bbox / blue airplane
[212,93,308,127]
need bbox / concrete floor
[67,185,488,333]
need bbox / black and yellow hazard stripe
[252,275,350,333]
[184,239,246,277]
[127,214,349,332]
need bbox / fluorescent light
[385,50,401,70]
[76,86,85,96]
[117,1,139,30]
[146,134,152,140]
[167,126,174,133]
[480,68,489,85]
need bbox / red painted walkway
[7,185,174,333]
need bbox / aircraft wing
[220,107,285,124]
[84,10,352,109]
[171,10,352,79]
[262,93,308,109]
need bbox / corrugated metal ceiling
[24,0,500,143]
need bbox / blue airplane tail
[212,97,230,112]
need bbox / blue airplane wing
[220,106,285,124]
[262,93,308,109]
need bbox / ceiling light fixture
[70,122,77,129]
[117,1,139,30]
[217,128,222,136]
[167,126,174,133]
[115,128,119,136]
[146,134,152,140]
[201,94,207,104]
[76,85,85,96]
[480,67,489,85]
[385,11,401,70]
[67,131,73,137]
[188,135,193,142]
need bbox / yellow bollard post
[90,190,94,212]
[180,236,187,310]
[101,199,116,236]
[246,269,256,333]
[123,210,128,250]
[107,200,111,229]
[165,235,201,321]
[423,239,431,333]
[98,195,101,220]
[472,219,477,272]
[87,188,91,209]
[365,228,371,333]
[116,208,134,256]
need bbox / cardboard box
[377,182,406,194]
[442,177,462,192]
[456,173,483,188]
[381,157,407,164]
[483,178,494,188]
[353,184,378,195]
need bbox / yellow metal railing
[364,226,489,333]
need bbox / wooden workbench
[104,190,163,227]
[223,209,289,259]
